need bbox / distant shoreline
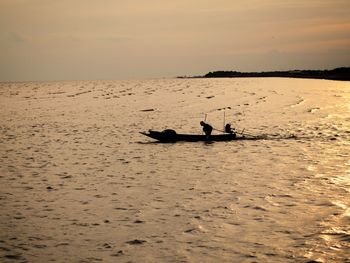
[178,67,350,81]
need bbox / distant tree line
[181,67,350,81]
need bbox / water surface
[0,78,349,262]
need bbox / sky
[1,0,349,81]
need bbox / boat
[140,129,243,142]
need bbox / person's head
[200,121,205,126]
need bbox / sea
[0,78,349,262]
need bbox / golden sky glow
[1,0,349,81]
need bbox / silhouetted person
[225,123,234,134]
[200,121,213,137]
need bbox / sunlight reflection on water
[0,78,349,262]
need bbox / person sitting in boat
[200,121,213,136]
[225,123,235,134]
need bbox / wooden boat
[140,129,242,142]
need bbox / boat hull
[140,130,239,142]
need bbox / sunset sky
[1,0,349,81]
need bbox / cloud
[9,32,28,43]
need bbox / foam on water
[0,78,349,262]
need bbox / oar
[213,127,225,133]
[223,111,226,131]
